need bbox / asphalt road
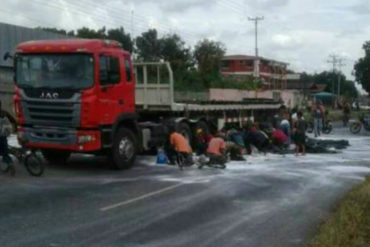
[1,128,370,247]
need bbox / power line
[217,0,244,14]
[31,0,151,35]
[67,0,199,40]
[29,0,198,44]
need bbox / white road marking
[100,183,184,212]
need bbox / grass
[307,177,370,247]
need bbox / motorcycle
[307,119,333,134]
[349,114,370,134]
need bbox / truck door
[120,54,135,113]
[98,54,121,124]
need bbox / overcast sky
[1,0,369,89]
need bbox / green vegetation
[307,178,370,247]
[301,71,358,100]
[354,41,370,95]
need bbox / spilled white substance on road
[150,131,370,188]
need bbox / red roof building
[220,55,289,90]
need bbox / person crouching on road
[294,111,307,156]
[194,128,212,155]
[0,100,14,175]
[280,113,291,145]
[270,127,289,154]
[243,126,270,155]
[226,126,246,161]
[205,133,227,167]
[167,126,193,166]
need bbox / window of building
[99,55,120,85]
[273,91,281,101]
[221,61,229,70]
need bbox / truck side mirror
[3,52,13,61]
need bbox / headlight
[78,135,95,144]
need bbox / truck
[12,39,280,169]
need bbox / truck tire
[110,128,137,170]
[177,122,192,143]
[41,150,71,165]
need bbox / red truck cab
[14,39,139,169]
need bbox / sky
[1,0,369,92]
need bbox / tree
[36,27,74,36]
[301,71,358,99]
[160,34,194,73]
[76,27,106,39]
[107,27,133,52]
[135,29,162,61]
[354,41,370,95]
[193,39,226,88]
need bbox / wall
[209,88,303,107]
[0,66,15,121]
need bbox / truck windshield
[16,54,94,89]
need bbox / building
[0,22,67,121]
[220,55,289,90]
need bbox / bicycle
[7,146,45,177]
[349,114,370,134]
[306,119,333,134]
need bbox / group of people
[161,125,229,168]
[161,110,309,168]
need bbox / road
[1,128,370,247]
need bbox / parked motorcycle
[349,114,370,134]
[307,120,333,134]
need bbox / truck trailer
[13,39,280,169]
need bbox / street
[1,128,370,247]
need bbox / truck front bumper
[18,127,101,152]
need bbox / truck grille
[21,90,81,127]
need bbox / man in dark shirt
[294,111,306,155]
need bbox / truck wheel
[41,150,71,165]
[111,128,137,170]
[177,122,192,143]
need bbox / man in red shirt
[205,134,227,166]
[271,128,289,153]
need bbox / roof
[0,22,67,67]
[222,54,289,65]
[17,39,128,55]
[222,55,257,61]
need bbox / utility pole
[248,16,264,58]
[337,58,345,99]
[131,10,136,60]
[248,16,264,78]
[327,54,338,107]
